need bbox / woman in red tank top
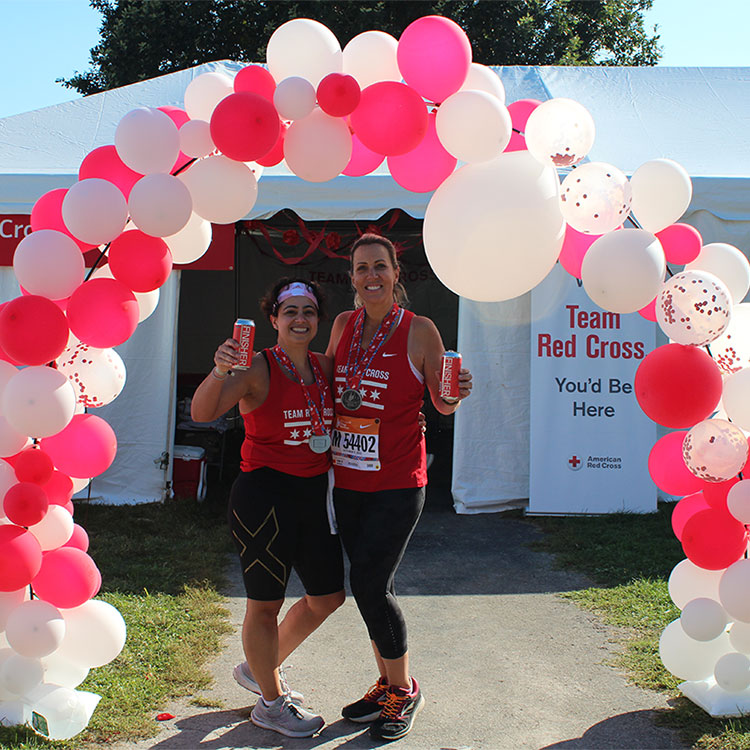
[191,278,343,739]
[325,234,473,741]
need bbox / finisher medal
[309,434,332,453]
[341,388,363,411]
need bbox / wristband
[212,367,229,381]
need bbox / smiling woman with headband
[191,276,343,739]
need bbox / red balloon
[505,99,542,153]
[634,344,722,428]
[0,524,42,591]
[0,295,69,366]
[210,92,280,162]
[108,230,173,292]
[671,491,710,541]
[0,304,21,366]
[79,145,143,200]
[62,523,89,552]
[32,547,100,609]
[255,120,288,167]
[30,188,97,252]
[67,278,139,348]
[14,447,54,485]
[317,73,361,117]
[682,508,747,570]
[559,225,600,279]
[158,106,192,173]
[234,65,276,101]
[40,413,117,478]
[638,297,657,322]
[3,482,49,526]
[62,498,74,515]
[648,431,704,497]
[350,82,428,156]
[343,132,385,177]
[702,476,741,511]
[42,471,75,506]
[656,223,702,265]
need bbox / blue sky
[1,0,749,119]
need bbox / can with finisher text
[232,319,255,370]
[439,351,461,403]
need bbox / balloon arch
[2,13,750,739]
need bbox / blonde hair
[350,234,409,308]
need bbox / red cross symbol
[568,455,581,469]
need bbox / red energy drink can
[440,351,462,403]
[232,319,255,370]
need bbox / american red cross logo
[568,455,582,471]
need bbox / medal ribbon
[344,304,400,392]
[270,345,330,437]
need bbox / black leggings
[333,486,425,660]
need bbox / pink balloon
[30,189,97,253]
[42,471,74,506]
[671,491,710,541]
[234,65,276,101]
[0,295,69,366]
[397,16,472,103]
[108,230,173,292]
[3,482,49,527]
[638,297,657,322]
[32,547,100,609]
[0,525,42,591]
[387,110,456,193]
[14,447,54,485]
[656,223,702,265]
[62,523,89,552]
[351,81,428,156]
[256,120,287,168]
[210,92,280,162]
[158,106,192,173]
[682,508,747,570]
[559,225,600,279]
[343,132,385,176]
[504,99,542,152]
[41,413,117,478]
[317,73,361,117]
[703,477,741,512]
[648,431,703,496]
[78,145,143,200]
[66,278,139,348]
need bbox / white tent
[0,61,748,507]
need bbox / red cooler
[173,445,207,500]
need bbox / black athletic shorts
[228,467,344,601]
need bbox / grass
[0,494,234,749]
[530,502,750,750]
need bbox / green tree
[61,0,660,96]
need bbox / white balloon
[61,179,128,246]
[41,649,89,689]
[525,97,595,168]
[164,212,213,265]
[685,242,750,304]
[581,229,666,313]
[2,366,76,439]
[712,303,750,375]
[730,622,750,653]
[0,589,26,630]
[57,600,127,669]
[0,417,30,458]
[89,265,160,323]
[114,107,180,175]
[6,600,64,659]
[680,597,728,641]
[559,162,632,235]
[723,369,750,431]
[720,559,750,623]
[683,418,748,483]
[728,480,750,523]
[0,698,29,728]
[184,72,234,122]
[28,504,74,551]
[630,158,692,233]
[179,119,215,159]
[71,477,90,494]
[56,340,126,408]
[0,652,43,696]
[179,156,257,224]
[715,652,750,693]
[435,90,511,163]
[423,150,564,302]
[29,686,100,740]
[459,62,506,102]
[656,270,732,346]
[284,109,352,182]
[0,361,19,400]
[128,173,192,237]
[659,618,731,681]
[669,561,724,609]
[343,30,400,89]
[13,230,85,300]
[273,76,316,121]
[267,18,343,88]
[0,460,17,509]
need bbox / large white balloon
[680,597,728,641]
[5,600,65,659]
[727,479,750,524]
[669,559,724,609]
[629,158,692,233]
[179,156,258,224]
[164,211,213,265]
[720,559,750,622]
[41,650,89,689]
[524,98,595,168]
[0,652,43,696]
[57,600,127,668]
[284,109,352,182]
[683,418,749,483]
[0,589,26,630]
[730,622,750,653]
[459,62,506,102]
[685,242,750,304]
[56,339,126,408]
[2,366,76,439]
[343,30,400,90]
[13,230,85,301]
[423,150,564,302]
[712,303,750,374]
[659,618,730,681]
[435,90,512,163]
[273,76,316,121]
[0,417,30,458]
[267,18,343,88]
[722,370,750,431]
[28,504,74,551]
[715,652,750,693]
[61,179,128,246]
[114,107,180,175]
[184,72,234,122]
[581,229,666,313]
[128,173,192,237]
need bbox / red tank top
[240,350,333,477]
[332,308,427,491]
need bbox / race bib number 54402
[332,415,380,471]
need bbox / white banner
[529,265,656,515]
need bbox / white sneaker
[233,662,304,704]
[251,694,325,738]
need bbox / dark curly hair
[259,277,326,321]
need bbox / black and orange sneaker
[369,677,425,741]
[341,675,389,723]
